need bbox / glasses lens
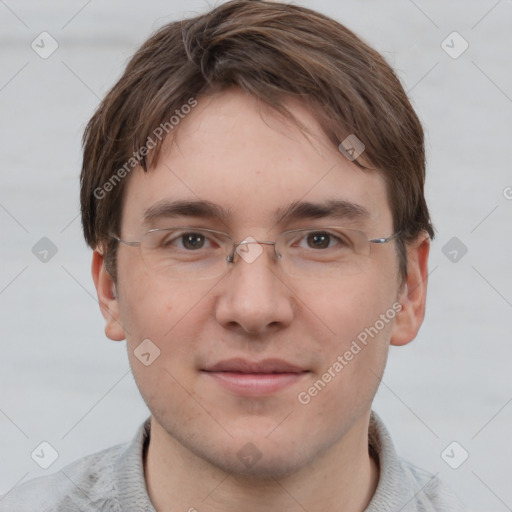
[140,228,231,280]
[137,226,374,280]
[277,227,370,278]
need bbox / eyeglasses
[111,226,400,280]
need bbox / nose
[214,242,295,335]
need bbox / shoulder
[0,443,126,512]
[367,411,466,511]
[398,458,467,512]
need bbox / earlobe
[91,249,126,341]
[390,233,430,347]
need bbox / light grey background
[1,1,511,510]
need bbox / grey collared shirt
[0,412,466,511]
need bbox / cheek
[118,268,218,379]
[119,276,210,415]
[299,285,394,423]
[299,272,397,406]
[118,257,198,342]
[304,273,397,343]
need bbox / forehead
[121,89,392,234]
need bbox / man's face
[104,89,409,477]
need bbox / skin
[92,88,430,512]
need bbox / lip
[202,358,309,396]
[204,357,306,374]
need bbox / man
[0,1,466,510]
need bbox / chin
[158,414,313,479]
[209,442,312,480]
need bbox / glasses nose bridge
[227,239,278,264]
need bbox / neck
[144,413,379,512]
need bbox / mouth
[201,358,310,395]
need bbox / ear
[390,232,430,347]
[91,249,126,341]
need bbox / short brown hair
[80,0,434,283]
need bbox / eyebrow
[142,198,370,228]
[143,200,232,227]
[274,199,370,225]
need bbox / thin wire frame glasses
[111,226,400,280]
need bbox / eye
[158,231,212,251]
[301,231,348,250]
[180,232,206,250]
[305,232,332,249]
